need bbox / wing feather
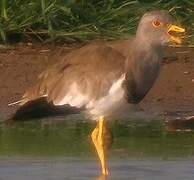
[21,44,126,108]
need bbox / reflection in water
[0,117,194,179]
[97,175,107,180]
[1,117,194,158]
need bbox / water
[0,158,194,180]
[0,116,194,179]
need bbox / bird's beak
[167,25,185,44]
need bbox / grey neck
[124,35,165,104]
[133,35,165,53]
[125,36,164,72]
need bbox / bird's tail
[7,97,81,122]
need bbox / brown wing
[21,43,126,107]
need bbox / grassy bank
[0,0,193,44]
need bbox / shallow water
[0,116,194,179]
[0,158,194,180]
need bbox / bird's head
[136,10,185,47]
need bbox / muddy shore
[0,43,193,119]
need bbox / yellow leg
[91,116,109,176]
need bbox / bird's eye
[152,20,162,27]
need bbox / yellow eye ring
[152,20,162,27]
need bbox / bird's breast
[87,74,127,119]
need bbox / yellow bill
[168,25,185,44]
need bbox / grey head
[136,10,185,47]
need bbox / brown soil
[0,43,194,119]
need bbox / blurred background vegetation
[0,0,193,44]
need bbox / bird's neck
[133,36,164,53]
[128,36,164,62]
[124,37,164,104]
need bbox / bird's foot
[91,116,109,176]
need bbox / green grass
[0,0,193,44]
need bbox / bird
[8,10,185,176]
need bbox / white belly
[86,74,127,119]
[55,74,131,120]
